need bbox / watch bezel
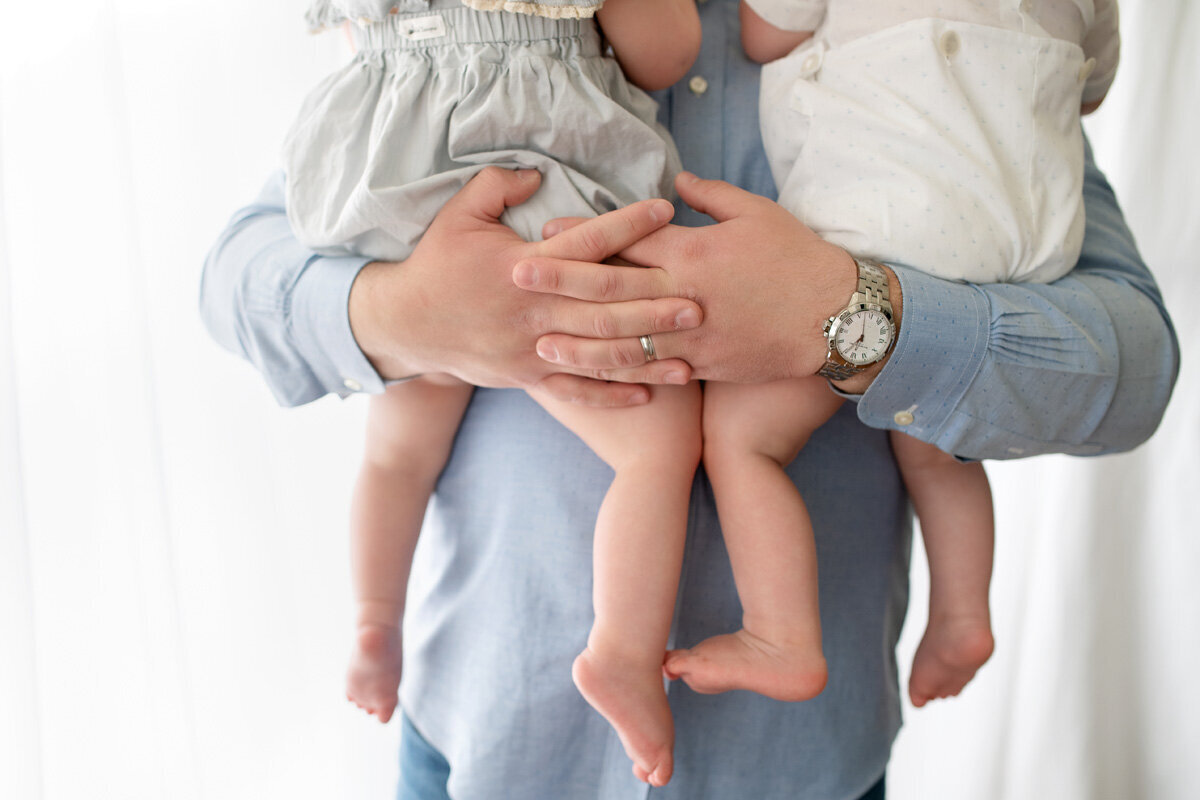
[828,305,895,366]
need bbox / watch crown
[822,318,833,336]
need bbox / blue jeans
[397,714,887,800]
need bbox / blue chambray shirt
[200,1,1178,797]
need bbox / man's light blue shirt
[200,1,1178,797]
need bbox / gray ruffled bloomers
[286,0,678,261]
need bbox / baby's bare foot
[346,623,402,723]
[572,648,674,786]
[908,615,994,707]
[663,629,827,702]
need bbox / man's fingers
[616,223,689,270]
[534,198,674,261]
[535,333,693,381]
[674,171,765,223]
[534,374,651,407]
[541,216,588,239]
[539,350,694,386]
[441,166,542,223]
[513,257,681,303]
[535,297,701,340]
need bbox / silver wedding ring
[639,334,657,363]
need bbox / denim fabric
[398,714,452,800]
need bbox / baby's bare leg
[347,376,474,723]
[664,377,842,702]
[531,383,702,788]
[890,431,995,707]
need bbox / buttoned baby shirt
[748,0,1120,283]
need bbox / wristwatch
[818,257,897,381]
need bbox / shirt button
[356,16,372,26]
[688,75,709,96]
[343,378,363,392]
[893,410,914,426]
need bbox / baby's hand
[346,623,402,723]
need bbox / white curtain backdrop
[0,2,1194,799]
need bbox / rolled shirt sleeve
[846,137,1179,460]
[199,171,385,406]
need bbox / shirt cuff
[289,251,386,398]
[843,265,990,452]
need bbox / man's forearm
[200,168,704,409]
[199,172,380,406]
[850,140,1179,460]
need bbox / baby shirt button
[343,378,363,392]
[939,31,961,60]
[1079,57,1097,82]
[802,53,820,74]
[893,410,914,426]
[688,75,709,96]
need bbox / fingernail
[543,221,562,237]
[536,341,558,362]
[650,199,674,223]
[674,307,699,329]
[664,370,687,385]
[677,171,698,185]
[513,261,538,287]
[517,168,539,182]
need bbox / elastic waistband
[351,5,597,51]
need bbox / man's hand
[348,167,702,407]
[517,172,897,385]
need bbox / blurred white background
[0,1,1195,798]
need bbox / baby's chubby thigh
[527,383,702,473]
[702,377,844,470]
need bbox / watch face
[833,309,894,365]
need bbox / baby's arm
[739,1,815,64]
[1081,0,1120,114]
[597,0,701,91]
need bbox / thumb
[674,171,765,223]
[446,166,542,223]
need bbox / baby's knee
[702,415,810,471]
[645,423,703,471]
[890,431,958,473]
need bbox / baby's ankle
[583,632,663,673]
[740,614,822,653]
